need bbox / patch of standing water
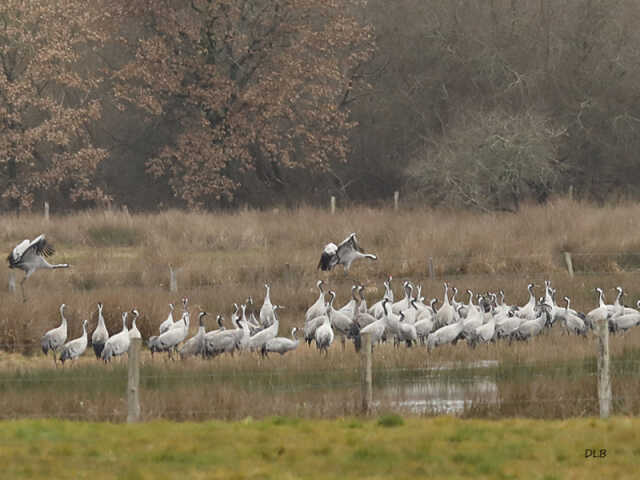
[377,360,500,414]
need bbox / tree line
[2,0,639,213]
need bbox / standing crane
[91,302,109,359]
[41,304,68,365]
[60,320,89,365]
[129,309,142,340]
[261,328,300,357]
[7,234,69,301]
[101,312,130,363]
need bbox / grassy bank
[1,416,638,479]
[2,338,640,421]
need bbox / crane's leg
[20,276,27,303]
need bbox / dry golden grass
[2,199,640,420]
[2,198,640,350]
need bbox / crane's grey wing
[336,233,363,259]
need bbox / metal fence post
[127,338,141,423]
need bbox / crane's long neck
[443,284,450,306]
[615,289,623,306]
[265,285,271,303]
[240,305,247,330]
[599,290,606,308]
[60,308,67,327]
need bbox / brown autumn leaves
[0,0,374,210]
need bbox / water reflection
[377,361,499,414]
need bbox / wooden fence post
[127,338,141,423]
[563,252,574,278]
[360,333,372,414]
[8,271,16,293]
[169,265,178,293]
[330,195,336,215]
[393,191,399,211]
[44,201,50,221]
[597,317,611,419]
[428,257,435,280]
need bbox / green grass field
[1,416,639,479]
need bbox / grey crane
[355,299,390,350]
[317,232,377,272]
[205,314,244,357]
[158,304,175,334]
[60,320,89,365]
[149,311,192,359]
[468,316,496,348]
[261,328,300,357]
[396,311,417,347]
[515,309,548,341]
[415,299,437,344]
[202,315,226,342]
[101,312,130,363]
[260,283,276,327]
[92,302,109,359]
[391,281,412,314]
[129,309,142,340]
[338,285,359,319]
[585,288,609,331]
[7,234,69,301]
[435,283,456,328]
[516,284,537,320]
[369,276,394,319]
[357,285,369,314]
[327,291,355,349]
[609,300,640,334]
[315,291,336,354]
[304,313,327,346]
[180,312,207,359]
[558,297,587,336]
[248,305,280,351]
[305,280,326,322]
[41,304,68,365]
[426,310,464,351]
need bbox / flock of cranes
[37,278,640,366]
[10,232,640,364]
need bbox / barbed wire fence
[0,320,632,423]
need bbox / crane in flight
[317,233,377,273]
[7,234,69,301]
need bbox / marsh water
[3,352,637,421]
